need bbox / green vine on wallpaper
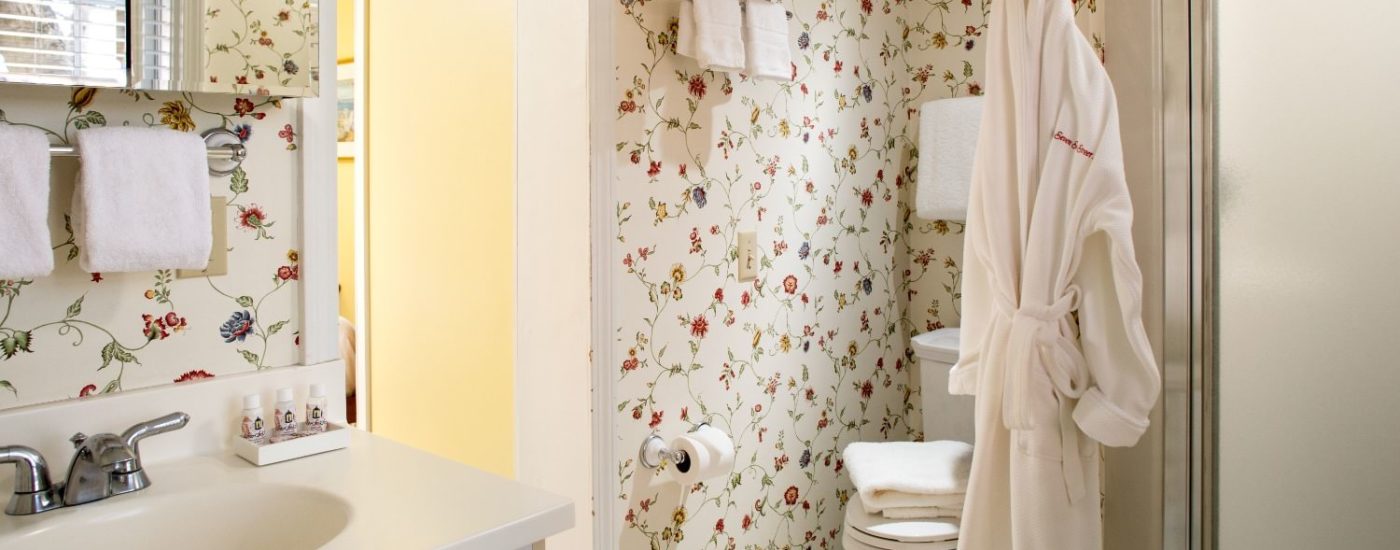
[205,0,317,93]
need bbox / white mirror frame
[293,0,340,377]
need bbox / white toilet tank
[912,328,975,444]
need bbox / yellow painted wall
[364,0,516,477]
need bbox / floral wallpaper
[204,0,319,96]
[612,0,1103,548]
[0,83,302,410]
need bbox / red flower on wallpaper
[90,273,103,283]
[173,370,215,383]
[782,275,798,294]
[237,205,270,232]
[689,315,709,338]
[78,384,97,397]
[648,410,664,429]
[784,486,799,506]
[647,161,662,178]
[688,74,707,99]
[234,98,255,116]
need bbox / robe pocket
[1015,391,1098,461]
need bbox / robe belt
[993,287,1090,502]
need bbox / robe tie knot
[995,286,1091,503]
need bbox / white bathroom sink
[0,482,351,550]
[0,430,571,549]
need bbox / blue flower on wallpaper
[862,84,873,103]
[233,124,253,142]
[283,60,299,76]
[797,31,810,50]
[862,277,873,295]
[220,311,255,343]
[691,186,707,208]
[798,242,810,260]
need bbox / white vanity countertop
[0,429,573,549]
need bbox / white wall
[1216,1,1400,548]
[514,0,593,547]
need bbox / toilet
[842,328,970,549]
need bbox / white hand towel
[744,0,791,81]
[677,0,697,58]
[844,440,973,513]
[916,96,984,221]
[72,127,211,273]
[0,125,54,279]
[692,0,745,72]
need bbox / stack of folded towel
[678,0,792,80]
[844,440,973,519]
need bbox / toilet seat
[844,497,960,548]
[843,528,959,550]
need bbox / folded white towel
[0,125,54,279]
[692,0,745,72]
[677,0,697,58]
[844,440,973,513]
[916,96,984,221]
[881,505,963,520]
[72,127,211,273]
[744,0,791,81]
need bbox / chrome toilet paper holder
[637,422,710,470]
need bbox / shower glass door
[1213,1,1400,548]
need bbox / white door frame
[587,0,616,546]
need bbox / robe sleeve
[1070,202,1161,447]
[948,243,990,396]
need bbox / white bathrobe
[949,0,1162,549]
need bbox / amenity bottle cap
[277,387,294,402]
[309,383,326,398]
[243,394,261,409]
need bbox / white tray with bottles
[232,422,351,466]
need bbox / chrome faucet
[1,412,189,515]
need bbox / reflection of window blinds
[0,0,126,86]
[134,0,170,84]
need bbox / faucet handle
[119,412,190,467]
[1,446,61,515]
[70,433,87,448]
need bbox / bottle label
[307,404,326,430]
[275,406,297,435]
[242,414,267,441]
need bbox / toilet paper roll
[669,424,735,486]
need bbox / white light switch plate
[178,197,228,279]
[738,231,757,282]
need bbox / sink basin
[0,483,351,550]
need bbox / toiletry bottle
[274,387,298,437]
[241,394,267,444]
[306,383,328,433]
